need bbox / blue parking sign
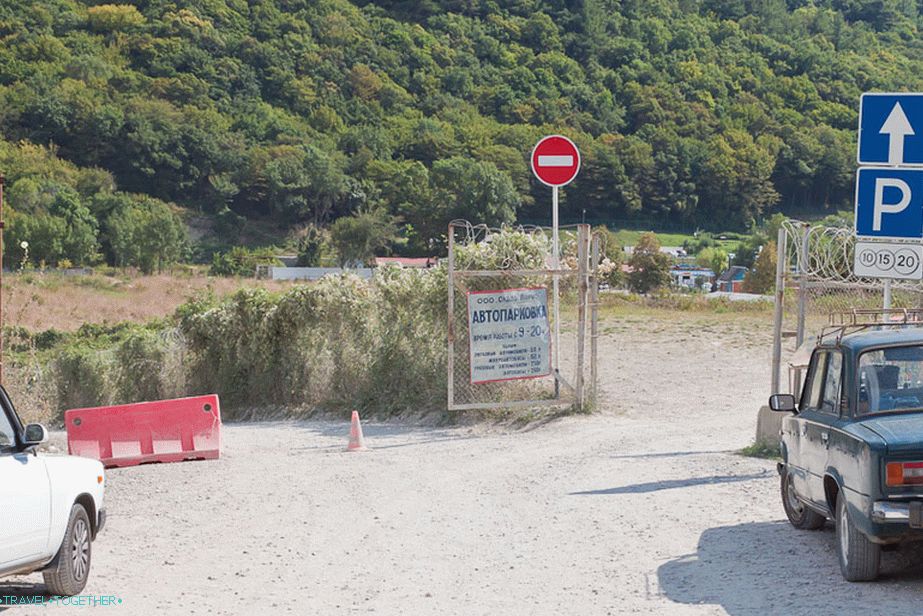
[855,168,923,239]
[858,94,923,166]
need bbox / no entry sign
[531,135,580,187]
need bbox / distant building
[624,245,686,258]
[371,257,437,268]
[275,255,299,267]
[256,266,373,281]
[717,266,748,293]
[670,264,715,290]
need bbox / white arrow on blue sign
[854,167,923,239]
[858,93,923,166]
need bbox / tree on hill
[330,207,405,267]
[628,233,671,294]
[107,197,187,273]
[1,0,921,266]
[696,247,728,277]
[743,241,777,295]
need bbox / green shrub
[209,246,282,277]
[42,228,553,418]
[53,345,115,413]
[34,328,67,351]
[108,197,188,273]
[114,330,169,402]
[177,269,446,416]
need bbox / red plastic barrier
[65,395,221,468]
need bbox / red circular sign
[531,135,581,187]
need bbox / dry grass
[2,270,294,332]
[0,271,777,336]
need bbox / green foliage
[628,232,671,294]
[743,241,777,295]
[86,5,146,33]
[209,246,282,277]
[53,344,113,411]
[108,197,187,273]
[454,228,549,271]
[428,158,520,235]
[294,225,329,267]
[329,207,405,266]
[733,214,786,267]
[48,322,183,419]
[174,270,447,415]
[5,184,100,267]
[696,247,728,277]
[684,233,717,255]
[214,206,245,241]
[740,440,781,459]
[1,0,905,263]
[7,214,68,267]
[35,228,560,418]
[593,226,624,286]
[113,330,168,402]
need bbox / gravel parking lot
[4,314,923,615]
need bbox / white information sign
[466,287,551,384]
[854,240,923,280]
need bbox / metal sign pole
[552,185,560,386]
[884,278,893,310]
[446,223,455,409]
[531,135,579,398]
[590,233,599,405]
[0,174,4,385]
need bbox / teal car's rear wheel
[836,492,880,582]
[781,468,825,530]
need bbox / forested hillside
[0,0,920,265]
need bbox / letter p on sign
[874,177,912,231]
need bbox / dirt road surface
[4,314,923,615]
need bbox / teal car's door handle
[821,432,830,446]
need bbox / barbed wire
[782,219,923,290]
[449,220,607,274]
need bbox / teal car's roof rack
[820,309,923,345]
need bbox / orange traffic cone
[346,410,368,451]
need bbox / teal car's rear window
[858,345,923,414]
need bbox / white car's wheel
[43,504,91,596]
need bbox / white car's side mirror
[23,423,48,446]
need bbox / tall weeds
[11,229,549,424]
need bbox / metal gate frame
[447,222,599,411]
[768,220,918,396]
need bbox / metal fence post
[590,233,600,407]
[446,221,584,411]
[575,224,589,408]
[446,223,455,410]
[793,224,810,396]
[771,226,787,395]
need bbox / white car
[0,388,106,595]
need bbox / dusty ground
[4,313,923,615]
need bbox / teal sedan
[771,328,923,581]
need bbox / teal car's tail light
[886,461,923,487]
